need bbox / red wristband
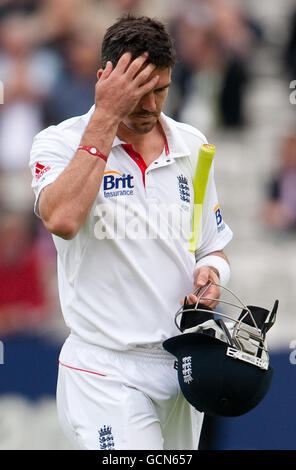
[78,146,108,162]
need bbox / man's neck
[117,121,166,165]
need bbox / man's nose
[140,91,157,112]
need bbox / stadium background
[0,0,295,450]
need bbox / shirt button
[166,159,171,162]
[154,161,158,165]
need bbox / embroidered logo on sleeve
[35,162,51,180]
[214,204,225,233]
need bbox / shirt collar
[83,106,191,158]
[158,113,191,158]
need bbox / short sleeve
[195,161,233,260]
[29,126,74,217]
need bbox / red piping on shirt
[121,143,147,186]
[58,359,107,377]
[157,122,170,156]
[121,126,169,187]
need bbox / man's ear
[97,69,104,81]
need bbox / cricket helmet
[163,283,279,417]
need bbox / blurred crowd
[261,130,296,232]
[0,0,295,338]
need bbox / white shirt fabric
[29,106,233,351]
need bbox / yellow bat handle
[189,143,216,252]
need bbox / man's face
[120,67,171,135]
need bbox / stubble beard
[124,113,159,135]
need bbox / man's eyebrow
[155,82,171,91]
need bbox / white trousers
[56,334,204,450]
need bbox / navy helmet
[163,283,278,417]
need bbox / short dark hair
[101,15,175,69]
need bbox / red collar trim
[121,124,170,186]
[121,143,147,186]
[157,121,170,156]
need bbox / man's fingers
[195,275,209,289]
[187,294,198,305]
[101,61,113,80]
[114,52,132,73]
[186,265,221,308]
[194,265,217,289]
[183,295,218,309]
[134,62,157,86]
[137,74,159,96]
[125,52,149,79]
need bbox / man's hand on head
[94,52,159,122]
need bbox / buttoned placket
[121,141,175,200]
[145,156,175,202]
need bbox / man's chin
[132,122,157,134]
[125,117,158,134]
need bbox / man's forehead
[136,59,171,75]
[151,67,171,84]
[134,63,171,88]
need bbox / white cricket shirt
[29,107,233,351]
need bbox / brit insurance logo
[103,170,134,198]
[214,204,225,233]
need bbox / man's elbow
[38,188,80,240]
[42,215,79,240]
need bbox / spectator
[284,3,296,79]
[261,132,296,232]
[0,209,54,336]
[28,0,96,55]
[0,0,39,21]
[0,13,61,210]
[43,28,101,125]
[90,0,177,31]
[108,0,177,19]
[166,0,254,134]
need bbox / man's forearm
[39,110,120,239]
[38,53,160,240]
